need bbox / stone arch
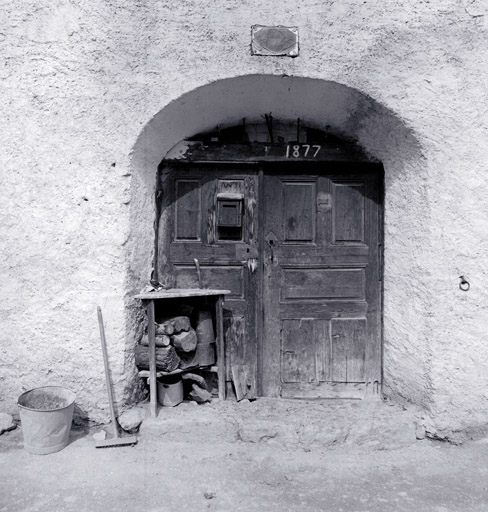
[128,74,429,407]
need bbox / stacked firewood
[135,310,217,403]
[135,316,197,373]
[135,310,217,405]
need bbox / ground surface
[1,399,488,512]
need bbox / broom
[96,306,138,448]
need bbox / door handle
[267,239,274,263]
[193,258,202,288]
[246,258,258,274]
[265,231,278,264]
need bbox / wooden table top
[135,288,232,300]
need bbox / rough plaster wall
[1,1,150,422]
[2,0,488,434]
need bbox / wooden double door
[160,162,382,399]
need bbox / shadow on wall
[126,74,428,408]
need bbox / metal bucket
[18,386,76,455]
[158,376,183,407]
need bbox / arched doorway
[129,75,427,406]
[156,120,383,398]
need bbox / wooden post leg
[216,296,225,401]
[147,300,158,417]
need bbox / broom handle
[97,306,119,439]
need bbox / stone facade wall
[2,0,488,435]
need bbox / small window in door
[216,194,243,241]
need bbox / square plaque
[251,25,299,57]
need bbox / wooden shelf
[136,289,227,417]
[135,288,231,300]
[138,366,218,379]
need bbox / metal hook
[267,238,274,263]
[194,258,202,289]
[459,276,470,292]
[246,258,258,274]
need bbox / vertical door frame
[256,167,265,395]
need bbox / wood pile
[136,308,217,403]
[155,316,191,335]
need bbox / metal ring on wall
[459,276,470,292]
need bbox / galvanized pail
[158,376,183,407]
[18,386,76,455]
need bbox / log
[140,334,170,347]
[135,344,180,372]
[155,322,174,336]
[189,383,212,403]
[157,316,191,335]
[178,350,198,370]
[181,372,207,389]
[172,328,197,353]
[195,310,216,366]
[195,310,215,343]
[170,316,191,333]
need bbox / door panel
[173,264,245,299]
[332,181,365,243]
[283,182,316,242]
[282,267,366,300]
[174,179,201,240]
[330,318,367,382]
[281,319,316,383]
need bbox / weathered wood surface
[162,166,258,401]
[177,349,198,370]
[280,382,366,399]
[231,364,256,401]
[195,310,215,343]
[172,328,197,352]
[135,344,180,372]
[189,383,212,403]
[140,334,170,347]
[158,164,381,400]
[147,300,157,417]
[155,322,174,336]
[169,316,191,332]
[138,367,218,379]
[194,309,216,366]
[139,369,183,378]
[216,296,226,400]
[262,169,382,397]
[156,316,191,335]
[163,141,376,163]
[194,341,215,367]
[181,372,207,389]
[135,289,231,300]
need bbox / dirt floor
[1,398,488,512]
